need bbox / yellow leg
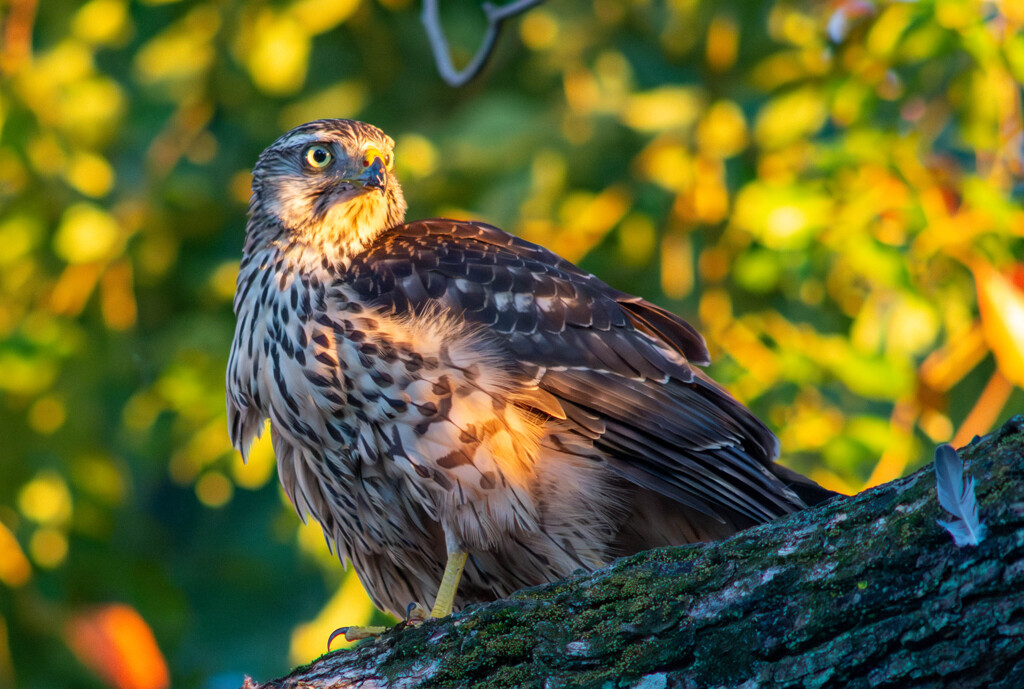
[430,549,468,618]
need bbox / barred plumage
[227,119,833,619]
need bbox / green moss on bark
[252,416,1024,689]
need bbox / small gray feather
[934,444,986,547]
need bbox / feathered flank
[934,444,986,547]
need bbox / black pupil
[312,148,327,163]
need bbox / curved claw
[327,625,388,650]
[327,627,349,651]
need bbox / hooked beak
[357,156,387,192]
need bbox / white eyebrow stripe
[277,132,332,149]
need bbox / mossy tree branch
[244,416,1024,689]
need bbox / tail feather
[769,463,840,507]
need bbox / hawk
[227,119,833,627]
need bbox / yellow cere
[363,146,390,169]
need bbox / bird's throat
[317,193,392,255]
[263,192,393,263]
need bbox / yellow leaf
[974,261,1024,388]
[56,77,126,148]
[134,6,219,90]
[635,138,694,192]
[240,9,310,96]
[394,133,438,179]
[0,523,31,587]
[705,14,738,72]
[660,231,692,299]
[29,528,68,568]
[696,101,747,158]
[622,86,703,132]
[732,182,831,249]
[520,9,559,50]
[288,0,360,35]
[72,0,130,46]
[18,471,73,526]
[65,150,115,197]
[100,260,137,329]
[53,203,122,264]
[754,86,826,149]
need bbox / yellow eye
[304,145,332,169]
[385,153,393,169]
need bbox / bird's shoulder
[343,218,709,376]
[346,218,591,296]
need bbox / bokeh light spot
[64,604,170,689]
[72,0,130,46]
[661,231,693,299]
[28,395,67,434]
[208,261,240,302]
[289,0,360,35]
[617,214,656,266]
[395,133,438,179]
[195,472,233,508]
[65,150,115,197]
[623,87,703,132]
[696,101,748,158]
[0,212,43,266]
[134,6,219,91]
[0,523,32,587]
[242,9,311,96]
[754,86,827,149]
[54,203,122,264]
[706,14,738,72]
[72,455,127,506]
[18,472,73,526]
[29,528,68,568]
[99,260,138,330]
[521,10,559,50]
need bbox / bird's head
[248,119,407,256]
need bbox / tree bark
[243,415,1024,689]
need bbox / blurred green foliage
[1,0,1023,686]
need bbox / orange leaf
[974,261,1024,389]
[64,603,170,689]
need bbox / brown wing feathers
[618,299,711,366]
[350,218,806,523]
[541,369,791,522]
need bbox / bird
[226,118,834,630]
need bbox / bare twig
[421,0,545,87]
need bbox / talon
[327,624,388,650]
[327,627,349,651]
[405,602,429,623]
